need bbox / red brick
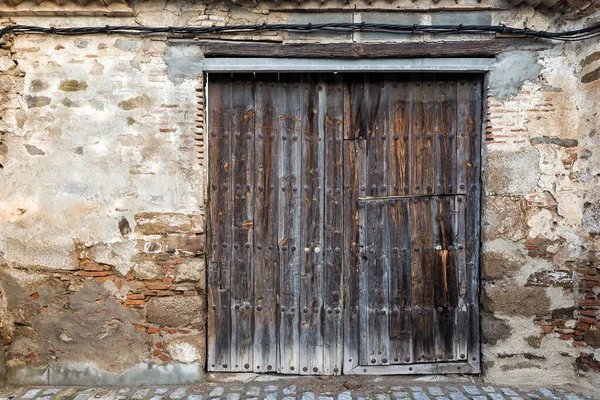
[541,325,555,334]
[158,354,171,362]
[580,316,597,325]
[147,328,162,334]
[125,299,145,306]
[77,271,112,277]
[560,334,574,340]
[146,281,169,290]
[573,341,586,347]
[156,290,176,297]
[127,293,145,300]
[153,349,162,356]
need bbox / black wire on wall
[1,22,600,42]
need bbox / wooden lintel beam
[192,39,553,59]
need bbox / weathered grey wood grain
[207,75,233,372]
[434,77,458,195]
[230,75,255,372]
[389,198,412,364]
[299,75,325,375]
[410,197,435,362]
[323,75,344,375]
[253,74,280,373]
[342,79,360,373]
[432,196,458,361]
[465,76,483,368]
[388,75,411,197]
[278,74,305,374]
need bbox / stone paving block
[393,392,409,398]
[413,393,430,400]
[281,397,295,400]
[448,393,467,400]
[283,387,297,396]
[338,392,352,400]
[148,396,164,400]
[35,396,52,400]
[564,396,582,400]
[155,389,168,395]
[539,389,559,399]
[22,390,43,399]
[427,388,443,396]
[264,387,278,393]
[472,397,488,400]
[246,388,261,397]
[502,389,518,397]
[482,387,496,393]
[265,393,277,400]
[301,393,315,400]
[132,389,150,400]
[463,386,480,395]
[170,389,187,400]
[187,396,203,400]
[489,394,505,400]
[73,393,92,400]
[43,390,61,396]
[208,388,224,397]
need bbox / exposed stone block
[486,148,540,195]
[530,137,578,147]
[118,94,153,110]
[58,80,88,91]
[174,258,205,283]
[583,202,600,236]
[133,261,163,280]
[164,234,205,256]
[134,213,204,235]
[24,95,51,108]
[483,196,527,241]
[481,313,512,345]
[526,270,573,287]
[482,250,523,281]
[483,285,551,317]
[164,334,205,364]
[147,296,204,327]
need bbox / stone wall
[0,0,599,388]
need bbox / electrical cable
[1,22,600,42]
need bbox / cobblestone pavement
[0,378,596,400]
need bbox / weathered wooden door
[207,73,482,375]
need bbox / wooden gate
[207,73,482,375]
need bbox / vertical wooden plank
[455,193,468,362]
[388,198,412,364]
[364,200,390,366]
[253,74,279,373]
[299,75,325,375]
[388,75,411,197]
[207,74,233,372]
[434,77,457,195]
[343,76,361,373]
[352,75,371,366]
[410,75,435,196]
[230,75,255,372]
[410,197,435,363]
[278,74,305,374]
[323,75,344,375]
[365,75,389,198]
[432,196,459,362]
[465,76,483,367]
